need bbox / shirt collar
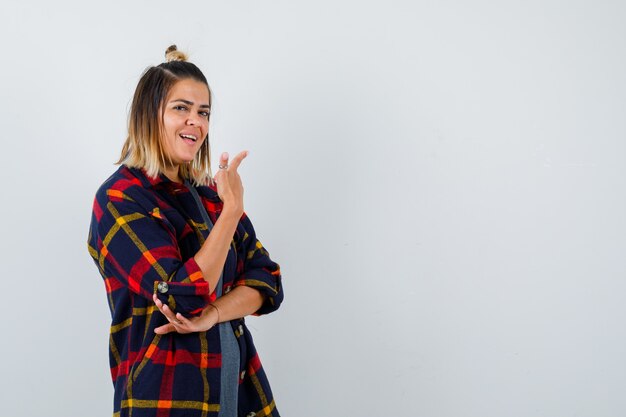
[124,165,174,188]
[124,165,220,201]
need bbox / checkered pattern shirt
[87,165,283,417]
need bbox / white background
[1,1,625,416]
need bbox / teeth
[180,134,197,141]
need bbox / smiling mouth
[180,134,198,142]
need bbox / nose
[186,114,201,126]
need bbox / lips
[179,133,198,142]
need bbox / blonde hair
[117,45,213,185]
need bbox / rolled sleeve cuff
[154,257,211,317]
[235,269,283,315]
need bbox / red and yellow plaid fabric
[87,165,283,417]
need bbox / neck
[163,164,182,183]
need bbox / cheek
[162,116,176,136]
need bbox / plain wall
[1,1,625,416]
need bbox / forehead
[167,78,210,104]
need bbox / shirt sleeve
[89,184,211,317]
[234,212,284,315]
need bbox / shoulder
[94,165,156,209]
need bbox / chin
[177,154,197,163]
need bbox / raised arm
[153,152,283,334]
[191,151,247,293]
[88,153,247,317]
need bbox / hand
[213,151,248,216]
[153,294,219,334]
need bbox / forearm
[193,207,241,293]
[211,286,265,323]
[153,285,265,334]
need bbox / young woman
[88,45,283,417]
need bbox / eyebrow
[170,99,211,109]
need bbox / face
[161,78,211,167]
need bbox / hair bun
[165,45,188,63]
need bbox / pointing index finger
[229,150,249,170]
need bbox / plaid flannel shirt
[87,165,283,417]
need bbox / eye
[173,105,188,111]
[199,110,210,118]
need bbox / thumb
[154,323,175,334]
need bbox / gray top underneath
[186,182,240,417]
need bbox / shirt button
[240,370,246,380]
[157,282,169,293]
